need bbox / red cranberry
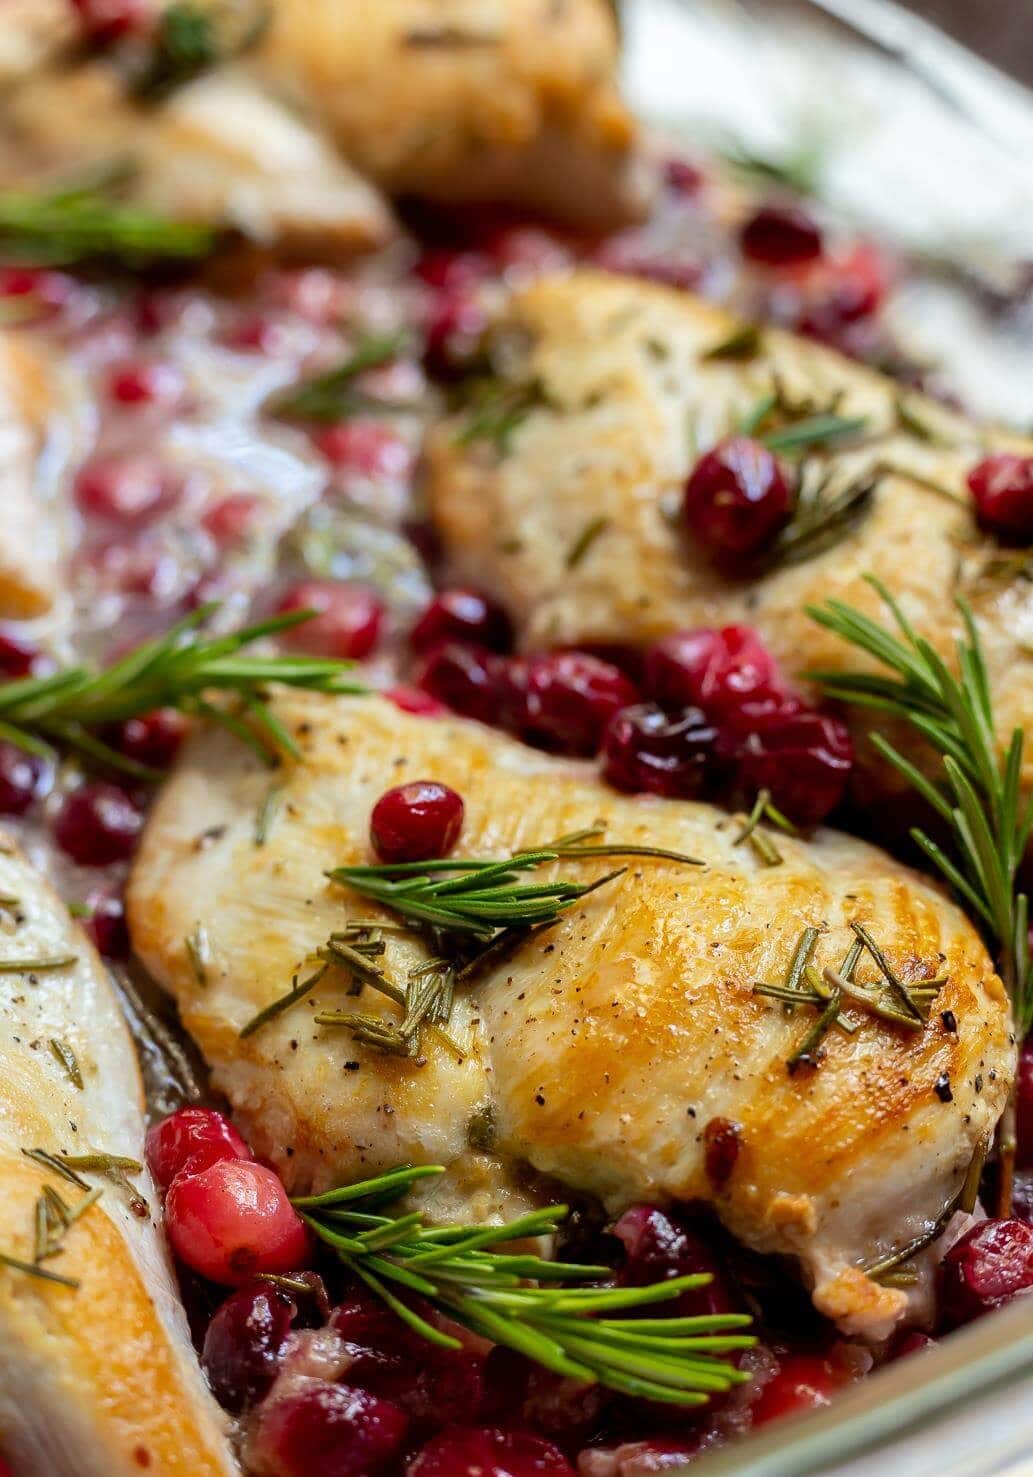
[795,243,889,341]
[416,643,505,724]
[312,421,413,479]
[939,1219,1033,1329]
[751,1353,847,1426]
[254,1381,408,1477]
[107,360,185,408]
[737,709,853,825]
[410,589,513,655]
[684,438,791,561]
[83,887,130,959]
[967,454,1033,543]
[1017,1040,1033,1169]
[370,781,464,864]
[108,708,187,770]
[145,1106,251,1192]
[703,1117,741,1187]
[424,293,488,376]
[202,1281,296,1413]
[165,1159,311,1285]
[645,625,787,727]
[415,250,491,292]
[602,702,721,798]
[70,0,147,42]
[54,782,143,865]
[74,455,178,524]
[385,685,445,717]
[276,581,383,660]
[0,631,46,678]
[613,1205,734,1318]
[409,1426,574,1477]
[0,743,46,816]
[741,205,823,267]
[506,651,639,756]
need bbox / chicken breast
[424,270,1033,793]
[0,836,236,1477]
[252,0,644,229]
[0,331,66,620]
[128,693,1014,1341]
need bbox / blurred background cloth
[901,0,1033,82]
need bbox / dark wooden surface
[899,1,1033,84]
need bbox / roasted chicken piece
[0,836,236,1477]
[128,693,1014,1342]
[424,269,1033,794]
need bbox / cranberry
[54,782,143,865]
[416,643,505,725]
[165,1158,310,1285]
[108,708,187,770]
[737,709,853,825]
[424,293,488,375]
[703,1117,741,1187]
[751,1353,847,1426]
[602,703,721,798]
[645,626,787,727]
[73,455,178,524]
[409,1426,574,1477]
[254,1381,408,1477]
[107,360,185,408]
[939,1219,1033,1328]
[312,421,413,479]
[370,781,464,864]
[741,205,823,267]
[967,454,1033,542]
[276,581,383,660]
[1017,1041,1033,1168]
[202,494,264,546]
[409,589,513,655]
[146,1106,251,1192]
[385,685,445,717]
[0,743,46,816]
[83,887,130,958]
[795,243,889,341]
[202,1281,296,1412]
[506,652,639,756]
[70,0,147,43]
[613,1205,734,1318]
[0,631,46,678]
[684,438,791,561]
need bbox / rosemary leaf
[49,1039,83,1090]
[565,517,610,570]
[268,333,409,422]
[701,324,762,362]
[0,184,216,268]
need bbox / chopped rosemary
[701,323,763,362]
[268,333,409,422]
[296,1164,754,1402]
[185,926,211,987]
[0,181,216,268]
[254,782,283,847]
[49,1039,83,1090]
[0,955,77,973]
[732,789,795,866]
[566,517,610,570]
[239,962,328,1039]
[0,1252,80,1289]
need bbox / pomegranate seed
[645,625,787,726]
[505,652,639,756]
[385,684,445,717]
[267,267,352,324]
[613,1205,735,1318]
[0,266,76,318]
[312,421,413,479]
[664,157,704,195]
[0,743,46,816]
[74,455,178,524]
[83,887,130,958]
[737,709,853,825]
[84,536,181,600]
[410,589,513,655]
[602,703,722,798]
[939,1219,1033,1328]
[276,581,383,660]
[751,1352,847,1426]
[0,631,47,678]
[223,315,288,355]
[370,781,464,864]
[703,1116,741,1187]
[107,708,187,770]
[146,1106,251,1192]
[684,438,791,561]
[202,1281,296,1412]
[202,494,264,546]
[424,293,488,376]
[70,0,148,43]
[967,454,1033,543]
[107,360,184,408]
[254,1382,408,1477]
[741,205,823,267]
[415,250,491,292]
[416,643,505,724]
[165,1158,310,1285]
[409,1426,574,1477]
[54,782,143,865]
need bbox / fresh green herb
[565,517,609,570]
[0,1252,80,1289]
[766,463,880,571]
[720,138,826,195]
[702,323,763,363]
[49,1039,83,1090]
[455,379,547,454]
[296,1164,754,1403]
[0,182,216,268]
[762,413,869,455]
[239,962,328,1040]
[255,782,283,847]
[132,0,269,101]
[268,333,410,422]
[0,605,362,777]
[732,789,797,866]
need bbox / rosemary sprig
[765,463,880,571]
[0,605,362,776]
[455,379,547,454]
[131,0,270,101]
[295,1165,754,1403]
[762,413,869,455]
[0,183,216,268]
[268,333,409,422]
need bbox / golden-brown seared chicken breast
[0,331,67,619]
[0,837,236,1477]
[253,0,643,229]
[424,270,1033,792]
[128,693,1014,1341]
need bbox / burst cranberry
[737,709,853,825]
[254,1381,408,1477]
[684,438,791,562]
[70,0,148,42]
[107,360,185,408]
[424,293,488,375]
[0,631,46,678]
[967,454,1033,542]
[146,1106,252,1191]
[386,684,444,717]
[409,1426,574,1477]
[416,643,504,724]
[276,581,383,660]
[751,1353,847,1426]
[370,781,464,864]
[645,625,787,727]
[312,421,413,479]
[939,1219,1033,1328]
[203,494,264,546]
[202,1281,296,1412]
[703,1117,741,1187]
[74,455,178,524]
[108,708,187,770]
[602,702,721,798]
[0,743,46,816]
[54,782,143,865]
[165,1158,310,1285]
[83,887,129,958]
[410,589,513,655]
[613,1205,734,1318]
[507,652,639,756]
[741,205,823,267]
